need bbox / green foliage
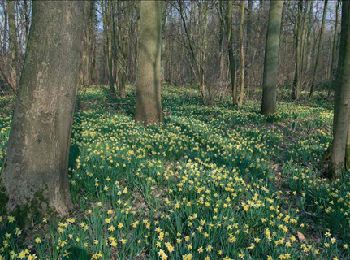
[0,86,348,259]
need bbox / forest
[0,0,350,259]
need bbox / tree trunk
[80,2,93,86]
[292,0,308,100]
[135,1,163,125]
[226,1,236,104]
[261,0,284,115]
[1,1,87,215]
[8,0,18,92]
[106,1,116,96]
[23,0,30,38]
[331,1,340,82]
[245,0,253,97]
[329,0,350,178]
[89,2,97,84]
[2,0,7,54]
[236,1,245,107]
[309,0,328,97]
[116,0,128,98]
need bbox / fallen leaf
[297,231,306,242]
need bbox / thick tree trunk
[330,1,350,178]
[309,0,328,97]
[1,1,87,215]
[261,0,284,115]
[135,1,163,125]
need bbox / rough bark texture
[261,0,284,115]
[330,0,350,178]
[1,1,87,215]
[135,1,163,125]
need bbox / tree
[1,1,87,215]
[8,0,18,92]
[235,0,245,107]
[80,2,94,86]
[245,0,254,95]
[309,0,328,97]
[225,0,236,104]
[329,0,350,178]
[261,0,284,115]
[178,0,210,104]
[331,0,340,82]
[135,1,163,125]
[292,0,310,100]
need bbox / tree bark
[292,0,306,100]
[331,1,340,82]
[236,1,245,107]
[261,0,284,115]
[8,0,18,92]
[80,2,93,86]
[330,0,350,178]
[245,0,253,96]
[309,0,328,97]
[1,1,87,215]
[226,1,236,104]
[2,0,7,54]
[135,1,163,125]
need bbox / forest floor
[0,86,349,259]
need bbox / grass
[0,85,349,260]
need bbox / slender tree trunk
[300,1,312,89]
[102,1,110,86]
[80,2,93,86]
[309,0,328,97]
[106,1,116,95]
[8,0,18,92]
[236,1,245,107]
[305,1,314,79]
[1,1,87,215]
[292,0,305,100]
[23,0,30,38]
[246,0,253,97]
[226,1,236,104]
[329,0,350,178]
[2,0,7,54]
[135,1,163,125]
[331,0,340,82]
[178,0,208,103]
[261,0,284,115]
[218,0,227,87]
[89,2,97,84]
[111,1,118,92]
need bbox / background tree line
[0,1,340,100]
